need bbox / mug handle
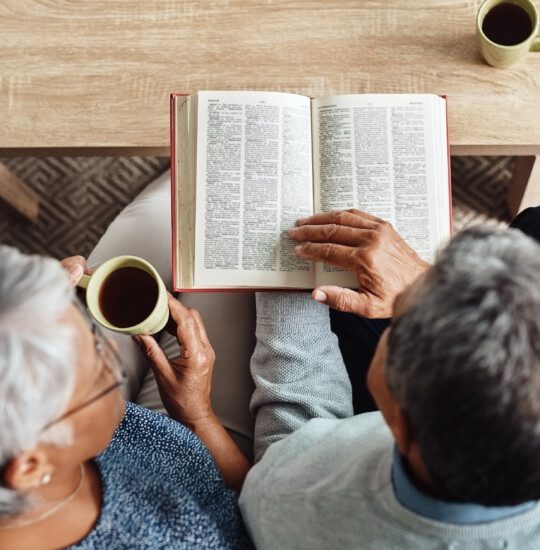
[531,31,540,52]
[78,274,91,289]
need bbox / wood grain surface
[0,163,39,222]
[0,0,539,154]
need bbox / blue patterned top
[70,402,252,549]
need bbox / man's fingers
[296,210,380,230]
[294,242,361,271]
[343,208,385,223]
[289,224,372,247]
[312,286,371,316]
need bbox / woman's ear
[2,449,55,491]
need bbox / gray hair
[0,246,76,516]
[386,227,540,505]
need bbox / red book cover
[170,92,187,293]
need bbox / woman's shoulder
[109,402,203,448]
[76,403,251,549]
[99,402,217,481]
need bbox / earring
[41,473,52,486]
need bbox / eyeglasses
[42,299,127,432]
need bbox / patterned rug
[451,156,513,230]
[0,156,513,260]
[0,157,170,259]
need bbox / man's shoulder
[240,412,395,547]
[242,411,393,501]
[241,413,540,550]
[265,411,392,464]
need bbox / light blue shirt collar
[391,447,536,524]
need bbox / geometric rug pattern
[451,156,513,232]
[0,155,515,260]
[0,156,170,259]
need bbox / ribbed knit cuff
[255,292,329,325]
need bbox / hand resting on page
[289,209,429,318]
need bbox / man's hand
[60,255,92,286]
[289,209,429,318]
[134,294,216,429]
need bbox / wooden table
[1,0,539,214]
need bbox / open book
[171,91,451,291]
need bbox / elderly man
[240,208,540,549]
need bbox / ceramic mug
[77,255,169,335]
[476,0,540,68]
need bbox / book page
[312,94,450,288]
[194,91,314,288]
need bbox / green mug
[476,0,540,68]
[77,255,169,335]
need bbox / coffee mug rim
[476,0,539,50]
[86,255,164,332]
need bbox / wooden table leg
[0,162,39,223]
[507,156,540,218]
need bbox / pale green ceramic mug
[476,0,540,68]
[77,255,169,335]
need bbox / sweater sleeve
[250,292,353,462]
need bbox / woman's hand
[60,255,92,287]
[135,294,215,429]
[135,295,251,491]
[289,209,429,318]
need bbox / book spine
[443,96,454,236]
[170,93,178,291]
[175,287,312,293]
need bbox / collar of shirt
[391,447,536,524]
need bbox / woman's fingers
[60,255,88,286]
[166,294,202,359]
[134,334,173,379]
[189,309,211,348]
[165,294,214,368]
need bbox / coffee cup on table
[476,0,540,68]
[77,255,169,335]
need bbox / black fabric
[509,206,540,242]
[332,206,540,415]
[330,311,388,414]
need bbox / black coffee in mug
[99,266,159,328]
[482,2,533,45]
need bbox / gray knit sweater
[239,293,540,550]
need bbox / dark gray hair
[386,227,540,505]
[0,246,75,516]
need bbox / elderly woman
[0,171,254,548]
